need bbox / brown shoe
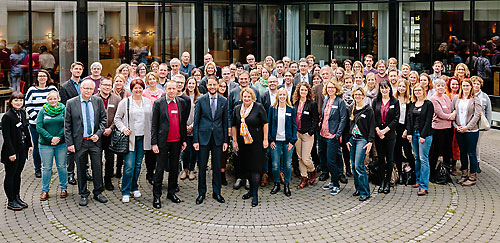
[308,170,316,185]
[297,177,308,189]
[462,173,477,186]
[188,171,196,180]
[180,169,188,180]
[40,192,48,201]
[280,172,285,184]
[260,173,268,187]
[457,170,469,184]
[60,190,68,198]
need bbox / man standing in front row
[151,80,188,209]
[64,80,108,206]
[193,76,228,205]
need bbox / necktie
[85,101,92,136]
[210,97,216,119]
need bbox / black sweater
[406,100,434,138]
[348,104,376,143]
[294,100,319,135]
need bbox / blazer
[193,93,229,146]
[294,100,319,136]
[60,79,80,105]
[267,105,297,145]
[406,100,434,138]
[261,90,276,114]
[320,96,348,139]
[64,96,107,150]
[228,85,261,127]
[372,97,400,138]
[348,104,376,143]
[114,97,153,151]
[451,96,482,131]
[1,109,32,163]
[151,96,188,149]
[94,92,121,130]
[293,73,313,86]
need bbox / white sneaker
[132,190,141,198]
[122,195,130,203]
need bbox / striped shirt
[25,85,58,125]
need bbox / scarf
[43,102,65,116]
[239,102,254,144]
[258,77,268,88]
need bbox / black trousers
[394,123,415,178]
[75,140,104,197]
[429,128,453,178]
[153,141,181,198]
[3,147,27,201]
[375,134,396,185]
[198,136,222,196]
[102,135,124,183]
[144,150,156,180]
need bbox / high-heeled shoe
[242,191,253,200]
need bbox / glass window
[260,5,282,60]
[333,3,358,25]
[309,4,330,24]
[88,2,126,77]
[32,1,77,85]
[400,2,431,73]
[129,2,162,65]
[204,4,230,66]
[233,4,257,64]
[361,3,389,61]
[433,1,471,74]
[165,4,195,62]
[286,4,306,60]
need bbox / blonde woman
[363,72,378,106]
[419,73,435,99]
[143,72,164,103]
[263,56,276,73]
[454,63,470,81]
[401,63,411,79]
[393,79,415,183]
[268,88,297,197]
[408,71,419,88]
[353,61,364,75]
[113,74,132,99]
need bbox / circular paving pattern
[1,130,500,242]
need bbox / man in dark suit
[293,59,313,86]
[198,53,222,78]
[193,76,228,204]
[64,80,108,206]
[151,80,188,209]
[59,62,89,185]
[279,71,296,100]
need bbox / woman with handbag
[114,78,153,202]
[451,78,482,186]
[471,76,492,164]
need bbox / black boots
[7,200,23,211]
[221,172,228,186]
[15,195,28,208]
[270,183,280,194]
[284,184,291,197]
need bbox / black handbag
[109,99,130,154]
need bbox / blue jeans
[122,136,144,196]
[318,136,341,187]
[456,131,479,173]
[411,131,433,191]
[29,125,42,173]
[349,137,370,197]
[9,72,21,92]
[270,141,293,184]
[39,143,68,193]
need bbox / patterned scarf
[43,102,65,116]
[258,77,268,88]
[239,102,254,144]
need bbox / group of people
[1,51,492,211]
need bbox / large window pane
[88,2,126,77]
[333,3,358,25]
[400,2,431,73]
[129,2,162,65]
[165,3,195,62]
[309,4,330,24]
[286,4,306,60]
[361,3,389,61]
[433,1,470,74]
[204,4,230,66]
[260,5,282,60]
[233,4,257,64]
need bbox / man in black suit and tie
[59,62,90,185]
[64,80,108,206]
[151,80,188,209]
[193,76,228,204]
[293,59,313,86]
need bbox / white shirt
[269,92,277,106]
[458,99,469,127]
[398,102,407,124]
[130,98,145,136]
[276,107,286,141]
[300,73,309,83]
[285,85,293,98]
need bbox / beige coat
[114,97,153,151]
[451,96,482,131]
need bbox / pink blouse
[143,89,165,103]
[320,98,335,139]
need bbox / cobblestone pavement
[1,131,499,242]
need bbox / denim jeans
[316,131,326,173]
[39,143,68,193]
[9,73,21,92]
[456,131,479,173]
[411,131,433,191]
[318,136,341,187]
[349,137,370,197]
[29,125,42,173]
[183,136,198,171]
[270,141,294,184]
[122,136,144,196]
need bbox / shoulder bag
[109,98,130,154]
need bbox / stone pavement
[1,131,500,242]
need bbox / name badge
[171,110,178,114]
[303,111,310,115]
[361,114,366,118]
[286,113,291,116]
[16,122,22,127]
[389,105,394,109]
[332,105,338,109]
[442,105,447,109]
[108,104,115,108]
[417,108,421,112]
[483,98,487,102]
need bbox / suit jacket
[94,92,121,130]
[293,73,312,86]
[193,93,228,146]
[320,96,348,138]
[277,84,296,101]
[151,96,188,149]
[64,96,107,150]
[372,97,400,138]
[1,109,32,163]
[451,96,482,131]
[261,90,275,114]
[228,85,261,127]
[60,79,79,105]
[294,100,319,135]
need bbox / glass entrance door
[306,24,358,64]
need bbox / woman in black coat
[2,92,33,211]
[372,81,400,194]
